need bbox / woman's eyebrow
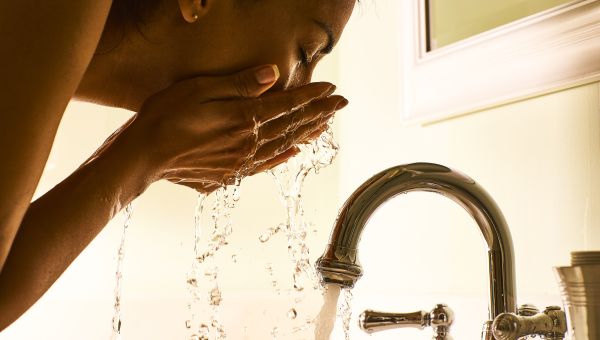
[312,19,336,54]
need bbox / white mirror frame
[400,0,600,124]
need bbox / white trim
[401,0,600,124]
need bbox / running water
[185,183,241,340]
[111,203,134,340]
[314,285,341,340]
[338,288,354,340]
[263,125,346,338]
[182,123,348,339]
[185,194,207,339]
[268,127,338,290]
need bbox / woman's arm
[0,119,150,330]
[0,0,113,271]
[0,65,345,330]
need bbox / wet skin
[0,0,355,331]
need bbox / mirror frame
[400,0,600,124]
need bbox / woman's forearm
[0,132,151,331]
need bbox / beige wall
[2,1,600,339]
[337,1,600,338]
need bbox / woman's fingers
[173,181,221,194]
[188,65,334,111]
[253,112,335,163]
[302,123,331,143]
[165,169,230,185]
[229,82,335,125]
[252,147,301,174]
[195,65,282,100]
[257,95,346,145]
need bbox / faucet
[315,163,518,339]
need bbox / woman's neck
[74,17,173,112]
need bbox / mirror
[426,0,575,51]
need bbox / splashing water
[185,183,241,340]
[111,203,134,340]
[186,194,207,339]
[183,124,341,339]
[264,126,340,337]
[268,128,338,284]
[265,262,280,293]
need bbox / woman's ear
[178,0,209,23]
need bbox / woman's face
[82,0,355,110]
[163,0,356,90]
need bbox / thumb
[202,64,280,100]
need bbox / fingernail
[255,65,280,85]
[335,98,349,110]
[321,85,336,97]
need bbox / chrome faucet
[315,163,518,339]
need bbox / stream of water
[110,124,352,339]
[110,203,134,340]
[185,184,241,340]
[264,127,354,339]
[314,285,341,340]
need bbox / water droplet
[209,287,222,306]
[199,324,210,339]
[185,320,192,329]
[231,254,238,263]
[232,183,241,202]
[259,232,271,243]
[287,308,298,319]
[204,268,218,281]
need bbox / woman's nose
[274,64,315,91]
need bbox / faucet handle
[359,304,454,339]
[492,305,567,340]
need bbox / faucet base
[315,255,362,288]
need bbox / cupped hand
[121,65,348,193]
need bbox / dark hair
[109,0,161,30]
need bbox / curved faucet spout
[316,163,517,319]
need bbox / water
[106,126,346,338]
[185,184,240,340]
[314,285,341,340]
[185,194,207,339]
[339,289,354,340]
[110,203,134,340]
[263,126,342,338]
[181,124,344,339]
[268,128,338,290]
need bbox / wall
[336,0,600,338]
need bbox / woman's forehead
[301,0,355,35]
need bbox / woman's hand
[120,65,347,193]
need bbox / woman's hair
[109,0,162,30]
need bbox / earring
[192,12,199,21]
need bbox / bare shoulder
[0,0,113,270]
[0,1,113,104]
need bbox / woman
[0,0,355,330]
